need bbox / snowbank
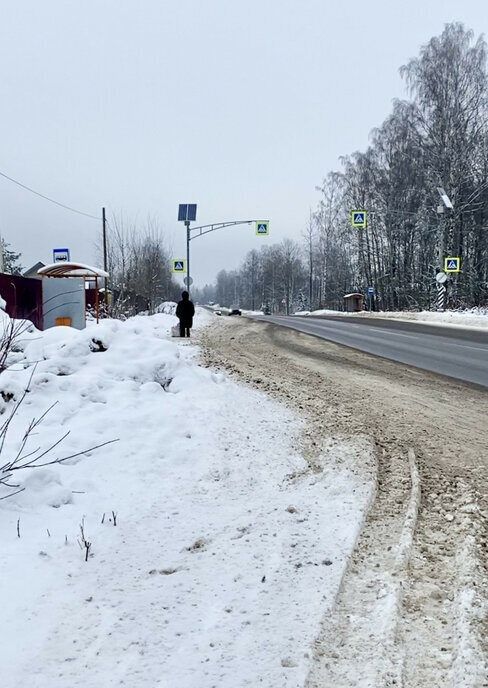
[296,307,488,330]
[0,308,374,687]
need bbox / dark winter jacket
[176,293,195,327]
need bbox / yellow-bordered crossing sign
[444,257,460,273]
[351,210,367,228]
[172,259,186,273]
[255,221,269,236]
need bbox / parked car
[214,309,222,316]
[229,308,242,316]
[263,306,271,315]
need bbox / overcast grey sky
[1,0,487,288]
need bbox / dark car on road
[229,308,242,316]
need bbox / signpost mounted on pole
[53,248,70,263]
[255,221,269,235]
[351,211,367,229]
[435,188,454,311]
[178,204,197,296]
[367,285,374,311]
[351,210,368,295]
[444,257,460,273]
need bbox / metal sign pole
[178,204,197,296]
[186,220,190,297]
[435,188,453,309]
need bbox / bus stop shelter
[343,293,364,313]
[38,262,109,328]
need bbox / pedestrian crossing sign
[172,259,186,273]
[444,257,460,273]
[255,221,269,235]
[351,210,367,228]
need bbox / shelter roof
[37,262,109,278]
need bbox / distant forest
[196,23,488,313]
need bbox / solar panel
[178,204,197,222]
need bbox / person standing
[175,290,195,337]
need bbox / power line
[0,170,100,220]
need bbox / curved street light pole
[185,219,269,295]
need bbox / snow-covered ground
[0,307,375,688]
[294,307,488,330]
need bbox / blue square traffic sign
[351,210,367,228]
[444,257,460,273]
[255,221,269,235]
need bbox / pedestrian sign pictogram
[172,259,186,273]
[351,211,367,228]
[444,257,460,273]
[255,221,269,235]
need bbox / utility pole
[102,207,108,302]
[308,228,313,309]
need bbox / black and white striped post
[436,283,447,311]
[435,271,448,311]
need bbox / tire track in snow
[198,317,488,687]
[304,449,420,687]
[397,473,487,688]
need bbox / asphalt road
[251,314,488,388]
